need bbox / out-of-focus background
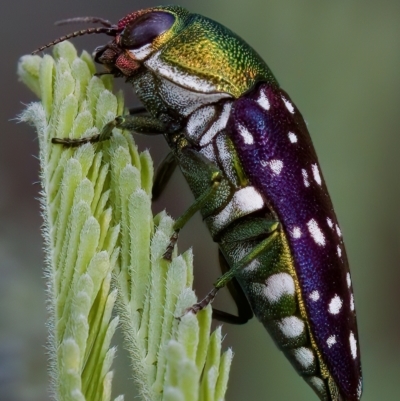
[1,0,399,400]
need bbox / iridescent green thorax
[158,12,278,98]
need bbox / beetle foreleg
[52,114,167,146]
[114,115,167,134]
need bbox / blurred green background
[1,0,399,400]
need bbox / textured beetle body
[40,5,362,400]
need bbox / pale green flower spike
[18,41,232,401]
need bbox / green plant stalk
[18,41,232,401]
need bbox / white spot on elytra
[311,163,322,186]
[288,132,298,143]
[328,294,343,315]
[238,123,254,145]
[307,219,326,246]
[309,290,320,302]
[264,273,295,303]
[327,217,334,229]
[346,272,352,288]
[282,95,295,114]
[291,226,302,239]
[302,169,310,187]
[349,331,357,359]
[268,159,284,175]
[278,316,305,338]
[326,335,337,348]
[257,91,270,110]
[293,347,315,369]
[336,224,342,237]
[350,293,355,311]
[337,245,342,258]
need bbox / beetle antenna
[32,27,119,54]
[55,17,114,28]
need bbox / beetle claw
[181,287,219,317]
[162,230,179,261]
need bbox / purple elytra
[228,83,362,400]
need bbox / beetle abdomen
[227,83,362,400]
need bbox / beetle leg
[212,250,254,324]
[163,170,222,260]
[186,230,278,314]
[152,152,178,201]
[128,105,148,115]
[52,114,167,146]
[220,217,279,244]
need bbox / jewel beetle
[34,5,362,400]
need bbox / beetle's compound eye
[120,11,175,49]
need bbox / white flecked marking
[129,43,152,60]
[337,245,342,258]
[243,259,260,273]
[327,217,334,228]
[357,378,363,399]
[326,335,337,348]
[268,159,284,175]
[336,224,342,237]
[216,134,241,186]
[158,78,226,117]
[291,226,302,239]
[199,102,232,146]
[278,316,305,338]
[282,95,295,114]
[293,347,315,369]
[350,294,355,311]
[257,91,270,110]
[311,163,322,185]
[186,105,215,140]
[264,273,295,303]
[307,219,326,246]
[237,123,254,145]
[346,272,352,288]
[302,169,310,187]
[199,143,218,164]
[308,377,325,394]
[235,187,264,210]
[288,132,298,143]
[212,186,264,230]
[309,290,320,302]
[349,331,357,359]
[328,295,343,315]
[146,51,222,93]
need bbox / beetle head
[33,6,188,78]
[94,7,188,77]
